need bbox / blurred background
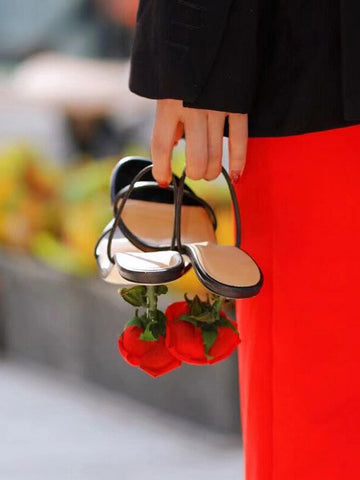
[0,1,243,479]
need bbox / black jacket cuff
[129,0,261,113]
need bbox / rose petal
[208,320,241,364]
[139,336,182,377]
[166,319,208,365]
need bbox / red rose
[118,325,182,377]
[165,301,240,365]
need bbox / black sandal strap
[174,167,241,252]
[109,177,218,255]
[222,167,241,248]
[173,171,186,254]
[107,164,152,263]
[112,182,218,231]
[106,165,180,263]
[94,220,114,259]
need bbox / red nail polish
[158,181,169,189]
[231,170,242,184]
[173,140,179,146]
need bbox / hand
[151,99,248,187]
[100,0,139,28]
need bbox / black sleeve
[129,0,262,114]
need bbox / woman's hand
[151,99,248,187]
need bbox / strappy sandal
[96,165,185,284]
[94,157,217,285]
[110,157,217,253]
[171,167,263,299]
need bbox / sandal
[113,162,263,297]
[110,157,217,252]
[171,167,264,299]
[94,157,217,284]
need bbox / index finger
[151,100,180,186]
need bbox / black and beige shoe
[171,168,264,299]
[94,157,217,285]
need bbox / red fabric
[234,124,360,480]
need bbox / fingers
[151,100,244,185]
[184,109,208,180]
[151,100,181,186]
[228,113,248,183]
[205,111,225,180]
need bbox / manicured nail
[173,140,179,146]
[230,170,242,184]
[158,181,170,189]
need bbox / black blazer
[129,0,360,137]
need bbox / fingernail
[173,140,178,146]
[158,181,170,189]
[230,170,242,184]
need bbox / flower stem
[146,286,157,322]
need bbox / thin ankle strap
[222,167,241,248]
[106,165,181,263]
[173,167,242,251]
[107,164,154,263]
[112,181,218,230]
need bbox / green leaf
[119,286,147,307]
[125,314,144,329]
[156,309,167,322]
[179,310,219,325]
[184,293,192,307]
[193,311,217,324]
[211,297,223,320]
[140,322,158,342]
[201,328,218,360]
[155,310,167,337]
[155,285,168,296]
[148,322,161,339]
[179,314,199,327]
[190,295,204,316]
[217,316,239,334]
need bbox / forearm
[129,1,254,184]
[182,0,262,114]
[129,0,251,108]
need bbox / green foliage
[201,328,218,360]
[183,293,223,325]
[140,322,158,342]
[120,286,147,307]
[123,286,168,342]
[125,310,145,329]
[180,293,239,357]
[217,316,239,334]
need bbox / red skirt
[235,124,360,480]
